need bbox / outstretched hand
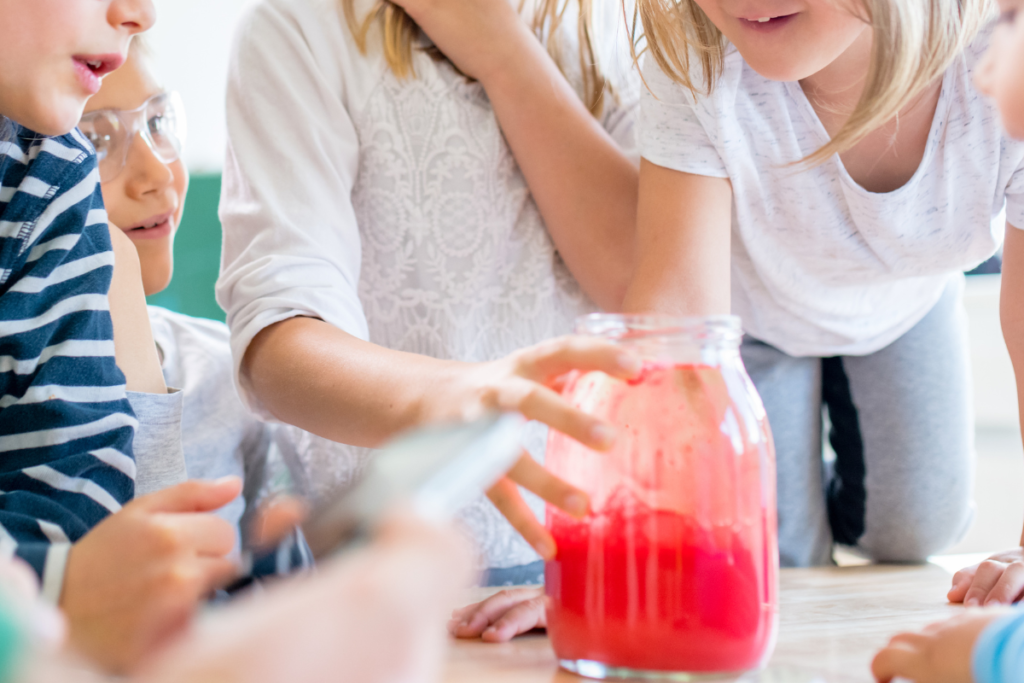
[872,610,1010,683]
[430,336,641,560]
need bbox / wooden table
[443,557,978,683]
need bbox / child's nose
[109,0,157,35]
[126,133,175,196]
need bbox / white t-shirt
[639,24,1024,357]
[148,306,274,557]
[217,0,639,569]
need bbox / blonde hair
[341,0,608,115]
[635,0,992,165]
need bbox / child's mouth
[741,13,797,29]
[72,54,125,94]
[124,212,174,240]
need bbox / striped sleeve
[0,128,136,602]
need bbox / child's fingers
[480,594,548,642]
[134,477,243,514]
[155,514,237,558]
[963,561,1008,606]
[449,588,544,639]
[947,566,978,603]
[486,479,556,560]
[505,454,590,518]
[984,560,1024,605]
[249,497,308,551]
[515,337,642,384]
[871,641,922,683]
[195,556,243,594]
[499,377,615,451]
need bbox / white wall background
[147,0,252,172]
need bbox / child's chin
[25,106,83,138]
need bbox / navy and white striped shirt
[0,125,136,601]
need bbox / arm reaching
[949,224,1024,606]
[621,161,732,316]
[872,610,1012,683]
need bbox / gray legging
[742,277,976,567]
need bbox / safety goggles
[79,91,187,183]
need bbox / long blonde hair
[341,0,608,115]
[634,0,991,165]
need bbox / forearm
[477,25,638,311]
[1001,224,1024,546]
[621,163,732,316]
[242,317,466,447]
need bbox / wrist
[973,610,1024,683]
[411,359,478,427]
[473,21,549,93]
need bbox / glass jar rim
[574,313,742,344]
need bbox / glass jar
[545,314,778,680]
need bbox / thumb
[249,496,308,552]
[132,477,243,514]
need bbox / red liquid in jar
[545,363,777,674]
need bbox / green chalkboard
[146,173,225,321]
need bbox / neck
[799,25,873,119]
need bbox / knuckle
[148,519,183,553]
[163,563,201,594]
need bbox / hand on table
[138,511,473,683]
[429,336,642,560]
[948,547,1024,605]
[872,609,1011,683]
[448,587,546,642]
[61,478,242,673]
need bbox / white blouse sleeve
[217,0,370,418]
[637,57,729,178]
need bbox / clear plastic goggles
[79,91,187,183]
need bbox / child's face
[976,0,1024,139]
[84,53,188,296]
[0,0,154,136]
[692,0,869,82]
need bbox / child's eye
[999,8,1018,24]
[84,132,112,161]
[148,113,169,136]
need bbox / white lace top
[217,0,639,569]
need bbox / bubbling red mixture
[544,362,777,674]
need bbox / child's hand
[428,336,641,561]
[386,0,530,84]
[61,478,242,674]
[138,510,473,683]
[447,587,546,642]
[948,548,1024,605]
[871,609,1012,683]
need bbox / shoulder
[962,17,997,74]
[231,0,382,107]
[236,0,371,60]
[641,44,743,104]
